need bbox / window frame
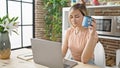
[5,0,35,50]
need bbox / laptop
[31,38,77,68]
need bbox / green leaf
[43,0,68,41]
[0,14,19,34]
[12,30,19,35]
[10,17,15,22]
[14,17,18,21]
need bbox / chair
[94,42,106,68]
[116,49,120,66]
[64,49,72,60]
[65,42,106,68]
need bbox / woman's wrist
[89,34,98,42]
[89,32,95,38]
[89,33,98,42]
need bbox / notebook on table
[17,52,33,61]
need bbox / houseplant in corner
[0,15,18,59]
[43,0,68,42]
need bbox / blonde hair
[69,3,88,16]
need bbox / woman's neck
[74,26,87,35]
[75,26,87,31]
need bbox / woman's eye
[75,15,80,18]
[70,16,73,18]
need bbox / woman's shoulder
[66,27,74,33]
[67,27,74,31]
[66,27,74,35]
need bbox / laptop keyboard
[64,64,70,68]
[63,59,78,68]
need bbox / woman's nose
[73,17,76,22]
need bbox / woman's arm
[62,28,71,58]
[81,19,98,63]
[81,32,98,63]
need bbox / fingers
[88,26,93,30]
[90,23,96,29]
[91,22,96,28]
[91,18,96,28]
[92,18,96,23]
[88,25,96,34]
[88,18,97,31]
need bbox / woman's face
[69,9,84,27]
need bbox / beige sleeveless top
[67,27,90,61]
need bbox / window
[23,26,33,47]
[0,0,7,17]
[22,0,33,2]
[22,3,33,47]
[0,0,34,49]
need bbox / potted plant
[0,15,18,59]
[43,0,68,42]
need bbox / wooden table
[0,48,100,68]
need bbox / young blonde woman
[62,3,98,64]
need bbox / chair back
[65,49,72,60]
[116,49,120,66]
[94,42,106,68]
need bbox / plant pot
[0,32,11,59]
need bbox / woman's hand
[88,18,97,37]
